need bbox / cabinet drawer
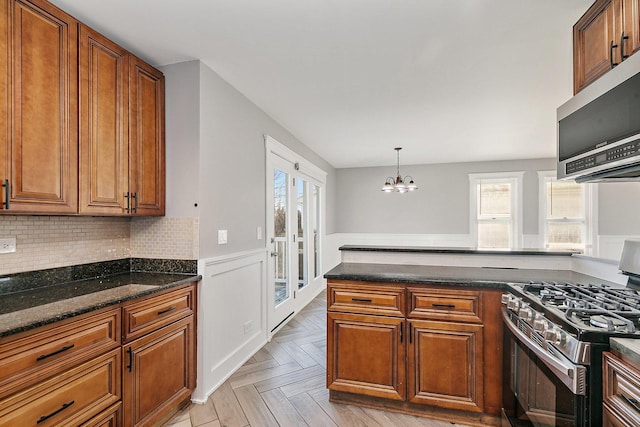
[0,348,121,426]
[81,403,120,427]
[328,281,405,317]
[0,308,120,399]
[408,287,481,322]
[603,352,640,425]
[122,284,195,342]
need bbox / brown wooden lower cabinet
[122,315,195,427]
[82,403,121,427]
[0,282,197,427]
[327,312,405,401]
[604,403,634,427]
[327,280,502,424]
[603,351,640,427]
[408,319,483,412]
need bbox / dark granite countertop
[610,338,640,367]
[0,260,201,339]
[339,245,578,256]
[324,262,620,289]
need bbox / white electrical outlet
[0,238,16,254]
[217,229,228,245]
[243,320,253,334]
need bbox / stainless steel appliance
[557,51,640,183]
[501,241,640,426]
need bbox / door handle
[621,32,630,61]
[270,251,280,257]
[610,40,619,68]
[2,179,8,209]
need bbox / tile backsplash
[131,217,199,260]
[0,216,199,275]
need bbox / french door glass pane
[273,169,288,306]
[313,184,320,279]
[478,222,510,248]
[297,179,308,289]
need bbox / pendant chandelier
[381,147,418,193]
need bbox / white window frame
[469,172,524,249]
[537,171,597,255]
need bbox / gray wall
[598,182,640,235]
[335,157,640,238]
[162,61,201,219]
[162,60,336,260]
[335,158,554,234]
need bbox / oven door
[502,308,588,427]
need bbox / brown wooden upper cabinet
[574,0,640,94]
[79,26,165,216]
[0,0,79,213]
[0,0,165,216]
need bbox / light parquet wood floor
[166,292,470,427]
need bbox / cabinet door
[79,24,129,215]
[623,0,640,57]
[604,403,634,427]
[327,312,405,400]
[129,56,165,216]
[122,316,195,427]
[407,319,483,412]
[574,0,623,93]
[0,0,78,213]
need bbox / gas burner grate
[523,281,640,333]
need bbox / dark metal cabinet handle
[2,179,8,209]
[409,322,413,344]
[132,192,138,213]
[621,393,640,414]
[621,32,630,61]
[37,401,75,424]
[611,40,619,68]
[124,192,131,213]
[126,347,133,372]
[157,306,176,315]
[351,298,372,303]
[431,303,456,309]
[399,323,403,343]
[36,344,75,361]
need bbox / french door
[266,137,325,335]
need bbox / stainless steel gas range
[501,241,640,427]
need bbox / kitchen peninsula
[324,245,625,426]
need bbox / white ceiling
[51,0,592,169]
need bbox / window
[538,171,592,252]
[469,172,524,249]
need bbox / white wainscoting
[597,235,640,262]
[192,249,268,403]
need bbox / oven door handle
[502,308,587,395]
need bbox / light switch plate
[218,230,228,245]
[0,237,16,254]
[257,226,263,240]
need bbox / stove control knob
[533,316,548,333]
[544,327,565,345]
[507,298,521,312]
[518,307,533,322]
[501,294,511,305]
